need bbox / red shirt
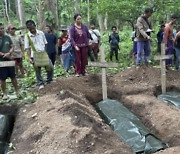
[163,24,174,45]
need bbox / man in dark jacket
[109,26,120,62]
[136,8,153,65]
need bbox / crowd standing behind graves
[0,8,179,99]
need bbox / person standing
[24,20,53,90]
[44,25,57,66]
[0,23,18,100]
[157,24,165,53]
[131,30,138,62]
[58,26,69,56]
[69,14,90,77]
[136,8,153,66]
[174,26,180,70]
[163,14,177,69]
[8,24,24,77]
[89,23,101,61]
[109,26,120,62]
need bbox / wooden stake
[154,43,173,94]
[88,47,118,100]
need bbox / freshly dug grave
[10,66,180,154]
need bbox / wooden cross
[154,43,173,94]
[89,47,118,100]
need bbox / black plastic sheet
[0,115,11,142]
[0,141,7,154]
[96,99,167,153]
[0,114,14,154]
[158,92,180,109]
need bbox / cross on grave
[154,43,173,94]
[88,47,118,100]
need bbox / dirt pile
[10,66,180,154]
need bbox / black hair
[74,13,81,20]
[112,26,117,30]
[0,23,3,27]
[25,20,36,27]
[46,25,52,31]
[144,8,153,14]
[171,14,178,19]
[160,24,165,28]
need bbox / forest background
[0,0,180,104]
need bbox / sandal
[2,94,8,100]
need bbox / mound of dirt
[10,66,180,154]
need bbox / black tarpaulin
[158,92,180,108]
[96,99,167,153]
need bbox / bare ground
[7,66,180,154]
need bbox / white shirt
[24,30,47,57]
[89,29,100,43]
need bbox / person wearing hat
[8,24,24,77]
[0,23,19,100]
[163,14,177,69]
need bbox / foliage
[44,11,56,24]
[0,0,179,105]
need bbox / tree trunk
[115,19,120,30]
[38,0,59,30]
[74,0,81,14]
[96,0,105,33]
[16,0,25,26]
[4,0,10,23]
[38,0,45,30]
[44,0,59,29]
[87,0,90,28]
[104,12,108,30]
[97,15,105,33]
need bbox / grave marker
[154,43,173,93]
[89,47,118,99]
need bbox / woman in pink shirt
[69,14,90,77]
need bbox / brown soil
[8,66,180,154]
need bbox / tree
[16,0,25,26]
[38,0,59,30]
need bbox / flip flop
[2,94,9,100]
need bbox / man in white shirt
[24,20,53,90]
[89,23,101,61]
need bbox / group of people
[0,14,103,99]
[133,8,180,70]
[157,19,180,70]
[1,9,179,100]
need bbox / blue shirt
[45,33,57,54]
